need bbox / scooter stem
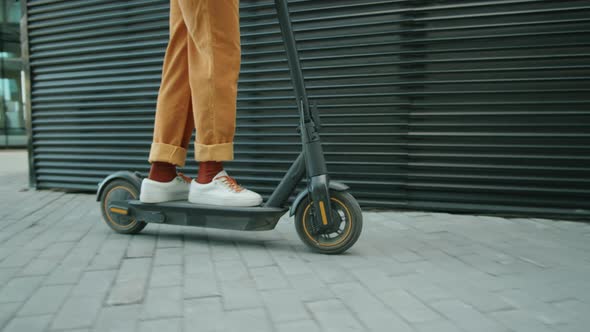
[274,0,311,122]
[274,0,335,230]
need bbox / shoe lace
[218,175,244,192]
[177,172,192,183]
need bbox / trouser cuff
[148,142,188,167]
[194,142,234,161]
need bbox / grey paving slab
[208,237,242,261]
[0,250,39,269]
[43,266,84,286]
[306,299,365,331]
[276,320,321,332]
[138,318,182,332]
[182,230,210,253]
[70,270,116,298]
[50,295,103,330]
[150,264,182,288]
[551,299,590,326]
[2,314,52,332]
[184,253,213,275]
[267,246,314,276]
[412,319,464,332]
[236,242,275,268]
[86,236,130,271]
[250,265,290,290]
[92,304,140,332]
[141,286,183,320]
[17,285,71,316]
[156,227,183,248]
[56,229,91,243]
[350,266,399,293]
[0,150,589,332]
[0,268,18,286]
[106,257,151,306]
[495,288,570,325]
[58,246,101,272]
[37,242,76,260]
[213,259,249,282]
[330,282,414,332]
[307,260,357,284]
[0,248,11,262]
[430,299,511,332]
[153,247,183,266]
[184,297,226,332]
[0,302,20,330]
[219,279,263,310]
[223,308,273,332]
[260,288,309,323]
[489,309,557,332]
[184,272,219,299]
[0,276,43,303]
[126,234,156,258]
[286,273,334,303]
[376,288,441,323]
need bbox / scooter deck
[127,200,288,231]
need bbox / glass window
[0,0,25,147]
[1,0,20,24]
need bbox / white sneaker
[139,174,191,203]
[188,170,263,207]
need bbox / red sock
[148,162,177,182]
[197,161,223,184]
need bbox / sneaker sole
[139,190,189,203]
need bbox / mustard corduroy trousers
[148,0,241,166]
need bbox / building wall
[24,0,590,219]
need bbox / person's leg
[148,106,194,182]
[178,0,261,206]
[178,0,241,163]
[140,0,195,203]
[148,0,195,180]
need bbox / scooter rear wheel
[294,190,363,254]
[100,179,146,234]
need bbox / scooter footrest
[128,200,288,231]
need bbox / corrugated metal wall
[24,0,590,219]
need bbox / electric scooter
[96,0,363,254]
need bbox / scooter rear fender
[96,171,144,201]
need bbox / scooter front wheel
[294,190,363,254]
[100,179,146,234]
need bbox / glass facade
[0,0,25,147]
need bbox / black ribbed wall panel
[24,0,590,219]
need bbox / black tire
[100,179,146,234]
[294,190,363,254]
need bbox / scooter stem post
[273,0,335,230]
[274,0,310,122]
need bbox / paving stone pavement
[1,150,589,332]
